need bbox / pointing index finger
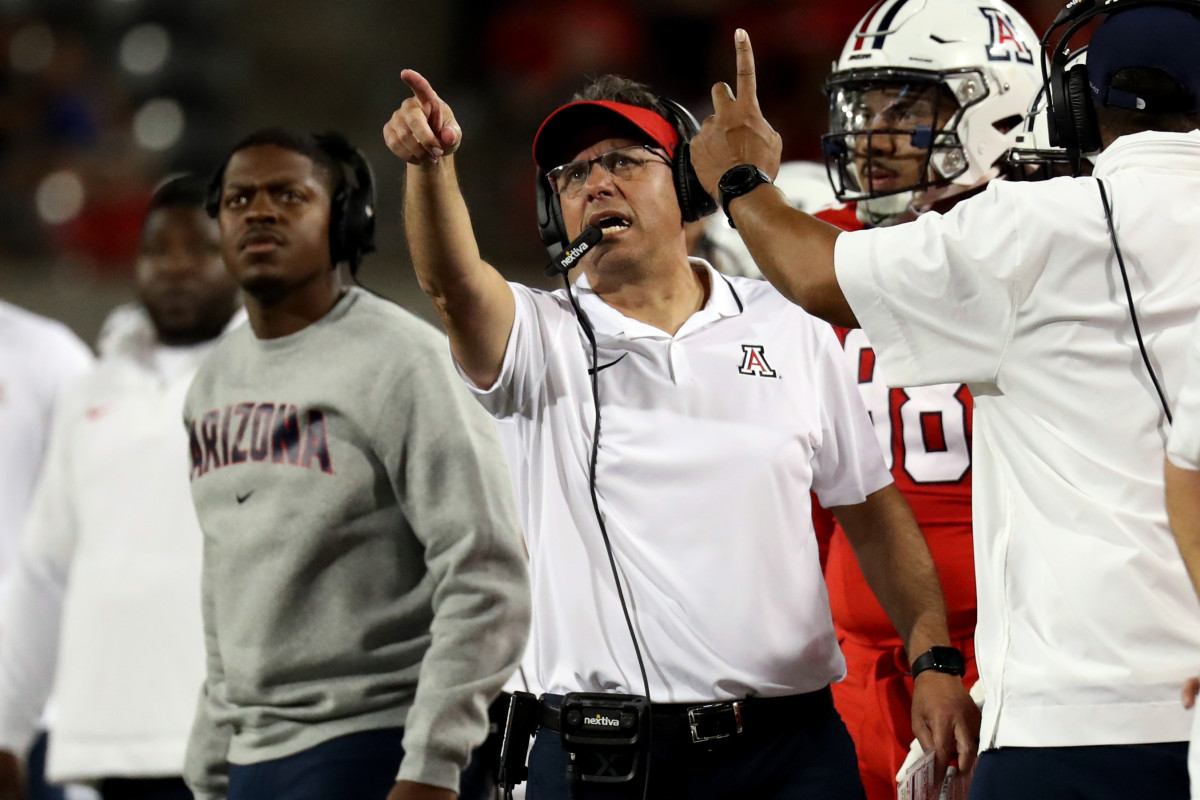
[401,68,440,109]
[734,28,758,107]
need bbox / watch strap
[911,646,967,679]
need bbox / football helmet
[823,0,1042,218]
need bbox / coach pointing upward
[387,65,977,798]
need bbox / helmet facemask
[822,68,999,216]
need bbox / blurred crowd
[0,0,1062,291]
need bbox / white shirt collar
[571,257,743,340]
[1093,129,1200,177]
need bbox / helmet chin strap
[856,191,916,228]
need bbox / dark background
[0,0,1061,342]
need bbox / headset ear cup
[656,97,717,223]
[672,141,717,223]
[535,171,567,257]
[1047,59,1073,150]
[1066,64,1101,154]
[674,141,718,223]
[313,132,377,273]
[328,185,350,267]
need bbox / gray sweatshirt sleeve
[183,485,235,800]
[377,346,531,791]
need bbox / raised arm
[831,484,980,779]
[689,30,855,327]
[1166,458,1200,604]
[384,70,515,389]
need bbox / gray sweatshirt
[181,287,530,798]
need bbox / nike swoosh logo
[236,491,254,504]
[587,353,627,375]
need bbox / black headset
[205,131,377,275]
[534,96,717,258]
[1043,0,1200,164]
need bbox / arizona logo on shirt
[188,402,333,479]
[739,344,778,378]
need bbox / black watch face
[720,165,757,193]
[931,647,965,673]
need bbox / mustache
[238,226,285,250]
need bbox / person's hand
[383,70,463,167]
[0,749,25,800]
[1183,677,1200,708]
[385,780,456,800]
[689,29,782,199]
[911,671,981,786]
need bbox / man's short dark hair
[210,127,345,199]
[1097,67,1200,139]
[571,75,671,120]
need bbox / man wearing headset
[690,4,1200,796]
[182,128,531,800]
[386,69,977,799]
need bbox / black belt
[539,686,832,745]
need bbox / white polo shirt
[834,130,1200,749]
[463,259,890,703]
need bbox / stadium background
[0,0,1061,342]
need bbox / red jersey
[815,202,976,646]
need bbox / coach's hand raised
[384,70,463,166]
[690,29,783,197]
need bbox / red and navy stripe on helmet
[852,0,916,51]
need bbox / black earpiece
[314,132,377,276]
[535,95,717,258]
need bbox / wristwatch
[717,164,773,228]
[911,646,967,679]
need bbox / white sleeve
[0,553,66,756]
[0,394,80,754]
[810,324,894,508]
[1168,312,1200,469]
[454,282,568,419]
[834,185,1021,389]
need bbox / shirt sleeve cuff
[396,747,461,793]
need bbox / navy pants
[27,733,64,800]
[227,728,404,800]
[99,778,192,800]
[969,742,1188,800]
[526,695,866,800]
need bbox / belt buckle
[687,701,743,744]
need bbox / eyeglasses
[546,145,671,197]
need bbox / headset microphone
[545,225,603,278]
